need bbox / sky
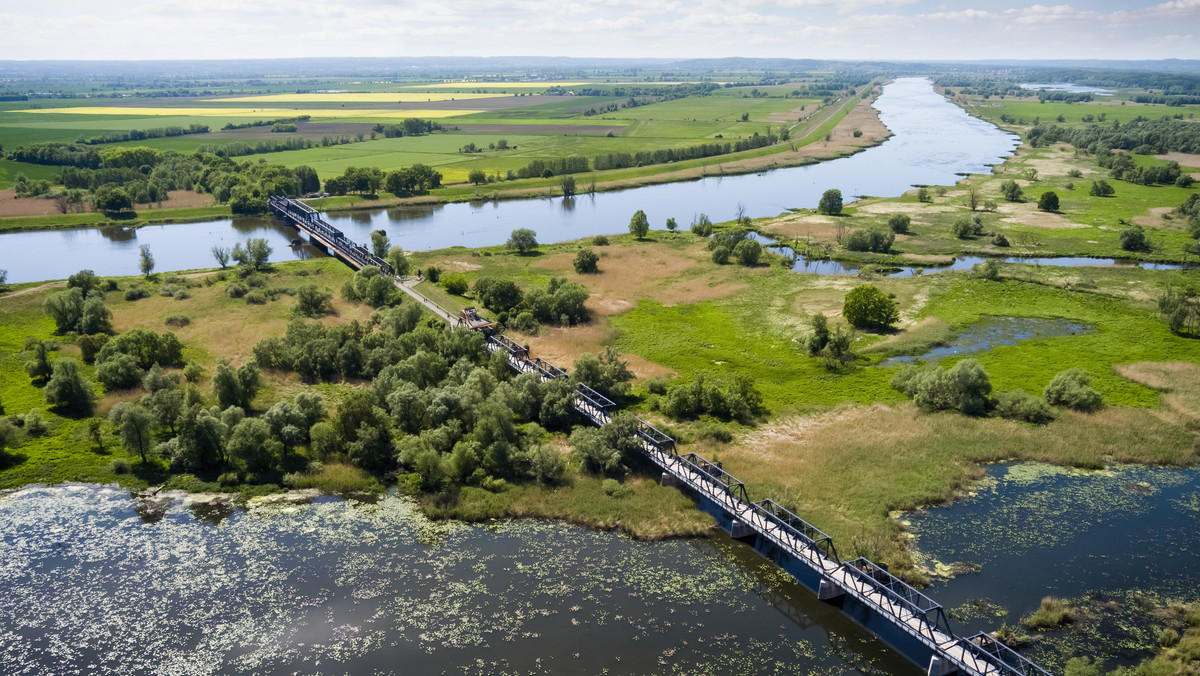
[0,0,1196,63]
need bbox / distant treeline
[593,130,781,171]
[221,115,311,131]
[1029,116,1200,155]
[78,124,210,145]
[372,119,444,137]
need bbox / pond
[903,462,1200,668]
[882,316,1091,366]
[0,484,914,675]
[0,77,1020,284]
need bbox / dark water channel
[0,77,1020,283]
[903,463,1200,666]
[0,484,912,676]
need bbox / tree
[227,418,281,474]
[916,187,931,203]
[843,285,898,330]
[24,340,52,382]
[559,175,576,197]
[370,230,390,258]
[44,287,85,333]
[385,246,411,277]
[665,217,678,235]
[67,269,101,296]
[212,246,231,268]
[629,209,650,239]
[506,228,539,254]
[294,284,334,317]
[966,184,980,211]
[1090,180,1114,197]
[690,213,713,236]
[1120,224,1150,252]
[573,248,599,273]
[213,360,262,410]
[888,214,911,234]
[295,165,320,193]
[818,189,843,215]
[44,358,94,414]
[1000,179,1023,202]
[231,238,273,271]
[94,186,133,214]
[1037,191,1059,212]
[468,169,487,186]
[805,313,830,355]
[138,244,155,277]
[109,402,155,462]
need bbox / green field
[0,76,860,192]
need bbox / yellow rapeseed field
[13,107,483,119]
[207,92,504,103]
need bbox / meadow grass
[287,462,383,494]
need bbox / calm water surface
[905,463,1200,666]
[0,485,911,675]
[0,77,1019,283]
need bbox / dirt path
[0,279,65,300]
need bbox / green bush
[887,213,910,234]
[844,229,893,253]
[602,478,634,498]
[1119,225,1149,252]
[892,359,992,415]
[1044,368,1102,412]
[733,238,762,265]
[711,245,731,264]
[1037,191,1060,212]
[164,315,190,327]
[975,259,1001,280]
[843,285,898,330]
[245,290,268,305]
[993,390,1055,424]
[111,458,131,475]
[573,248,600,273]
[442,273,469,295]
[592,235,609,246]
[124,286,150,301]
[226,282,249,298]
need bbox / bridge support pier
[927,655,958,676]
[817,578,845,602]
[730,519,755,541]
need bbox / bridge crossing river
[269,196,1053,676]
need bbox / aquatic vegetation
[0,485,905,675]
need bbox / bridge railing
[676,452,751,508]
[839,558,954,645]
[956,633,1054,676]
[530,356,567,380]
[752,499,840,566]
[487,334,528,358]
[635,417,675,455]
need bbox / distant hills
[0,56,1197,79]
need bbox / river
[0,77,1019,284]
[0,484,912,675]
